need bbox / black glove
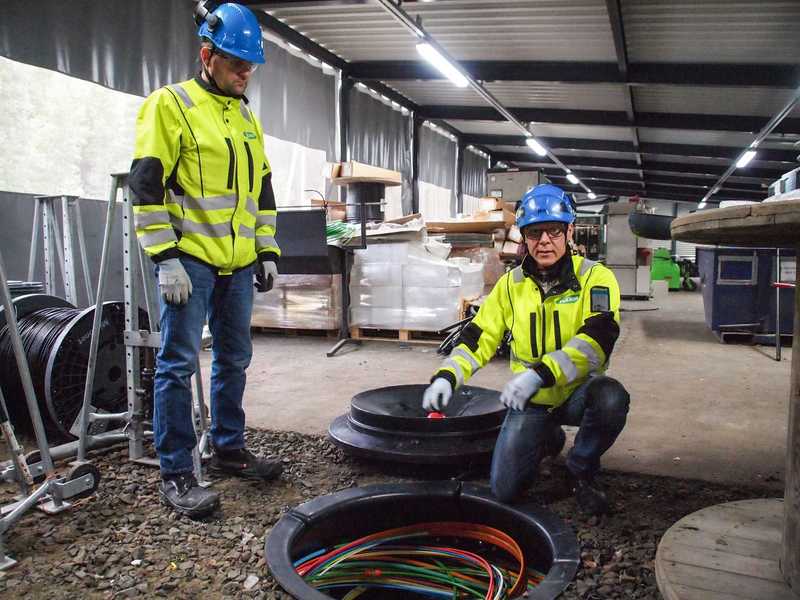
[255,259,278,293]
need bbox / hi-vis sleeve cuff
[537,313,620,387]
[256,171,280,257]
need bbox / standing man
[423,184,629,516]
[129,2,281,518]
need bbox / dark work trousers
[490,375,630,503]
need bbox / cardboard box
[426,216,506,234]
[500,240,521,258]
[479,197,505,212]
[329,161,402,186]
[507,225,523,243]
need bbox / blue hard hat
[198,3,265,64]
[516,184,576,229]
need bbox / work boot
[209,447,283,480]
[159,473,220,519]
[570,475,610,516]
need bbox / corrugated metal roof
[266,0,616,62]
[643,153,791,172]
[384,80,628,110]
[487,145,637,160]
[638,128,758,147]
[623,0,800,64]
[634,85,798,117]
[643,153,731,168]
[442,120,522,135]
[527,123,632,141]
[261,0,799,196]
[552,148,639,160]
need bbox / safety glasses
[523,225,566,241]
[213,48,258,73]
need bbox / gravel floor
[0,429,778,599]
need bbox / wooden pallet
[348,326,445,345]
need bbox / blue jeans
[153,257,255,475]
[490,375,630,503]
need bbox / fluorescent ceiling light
[525,137,548,157]
[736,150,757,169]
[566,173,579,185]
[588,192,597,200]
[416,43,468,88]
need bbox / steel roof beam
[549,176,763,200]
[544,169,764,191]
[491,152,784,179]
[422,105,800,133]
[604,0,644,189]
[563,184,750,205]
[466,134,798,163]
[348,61,800,88]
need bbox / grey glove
[158,258,192,305]
[255,260,278,293]
[500,369,543,411]
[422,377,453,412]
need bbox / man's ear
[566,223,575,241]
[199,46,213,68]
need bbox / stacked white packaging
[350,241,484,331]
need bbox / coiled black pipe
[0,307,81,440]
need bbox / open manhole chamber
[266,481,579,600]
[328,384,505,465]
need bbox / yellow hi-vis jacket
[434,254,621,409]
[129,77,280,274]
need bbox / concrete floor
[200,290,791,489]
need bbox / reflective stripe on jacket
[434,254,621,409]
[129,77,279,274]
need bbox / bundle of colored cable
[326,220,356,245]
[294,521,546,599]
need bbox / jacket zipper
[224,107,237,272]
[540,303,547,357]
[224,138,235,190]
[553,310,562,350]
[244,142,254,193]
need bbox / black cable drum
[0,298,144,442]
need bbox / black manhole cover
[328,384,504,464]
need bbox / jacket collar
[521,252,581,294]
[194,75,249,103]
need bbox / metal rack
[28,195,93,307]
[76,172,210,483]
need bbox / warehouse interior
[1,1,799,598]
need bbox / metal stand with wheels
[0,172,213,569]
[0,249,100,570]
